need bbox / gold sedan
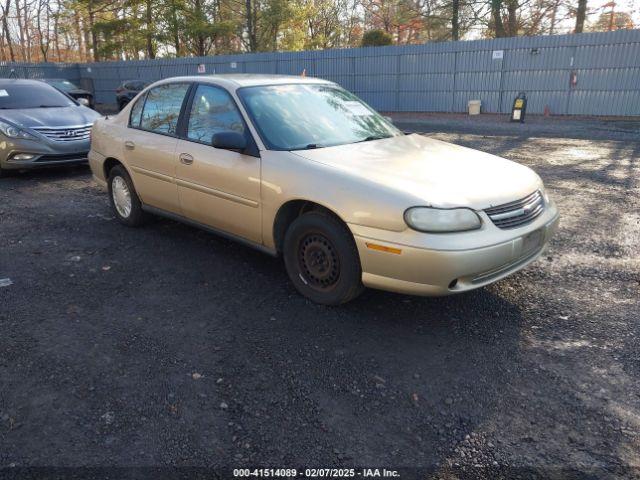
[89,75,559,305]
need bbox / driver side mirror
[212,131,247,151]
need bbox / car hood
[0,106,101,128]
[292,134,542,210]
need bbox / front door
[124,83,191,215]
[175,84,261,244]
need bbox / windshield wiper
[300,143,322,150]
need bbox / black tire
[283,211,364,305]
[107,165,146,227]
[0,167,13,178]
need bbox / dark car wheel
[283,211,364,305]
[108,165,146,227]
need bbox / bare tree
[452,0,460,39]
[505,0,518,35]
[0,0,16,60]
[145,0,155,58]
[574,0,586,32]
[36,0,51,61]
[491,0,506,36]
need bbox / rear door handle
[124,141,135,150]
[179,153,194,165]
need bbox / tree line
[0,0,636,63]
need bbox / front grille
[485,190,544,229]
[32,125,91,142]
[35,152,89,163]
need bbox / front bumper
[0,136,90,170]
[351,203,560,296]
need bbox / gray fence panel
[1,29,639,115]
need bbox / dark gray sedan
[0,79,102,177]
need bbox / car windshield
[0,83,76,109]
[237,84,401,150]
[45,79,79,92]
[126,81,146,91]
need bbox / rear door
[124,83,191,215]
[175,83,262,243]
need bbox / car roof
[0,78,53,87]
[149,74,333,91]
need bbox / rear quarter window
[129,93,146,127]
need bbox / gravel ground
[0,118,639,479]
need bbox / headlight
[77,98,90,106]
[404,207,481,233]
[0,120,36,140]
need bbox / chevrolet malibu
[89,75,559,305]
[0,79,101,177]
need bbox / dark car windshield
[237,84,401,150]
[0,83,76,109]
[125,81,146,91]
[44,79,80,92]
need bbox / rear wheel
[108,165,146,227]
[283,211,364,305]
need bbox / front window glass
[0,82,76,109]
[187,84,245,144]
[237,84,400,150]
[139,83,189,135]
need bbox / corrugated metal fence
[1,29,639,116]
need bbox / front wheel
[283,211,364,305]
[108,165,146,227]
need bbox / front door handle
[179,153,194,165]
[124,141,135,150]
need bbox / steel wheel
[297,233,340,291]
[111,176,132,219]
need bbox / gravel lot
[1,116,639,479]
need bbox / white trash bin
[468,100,481,115]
